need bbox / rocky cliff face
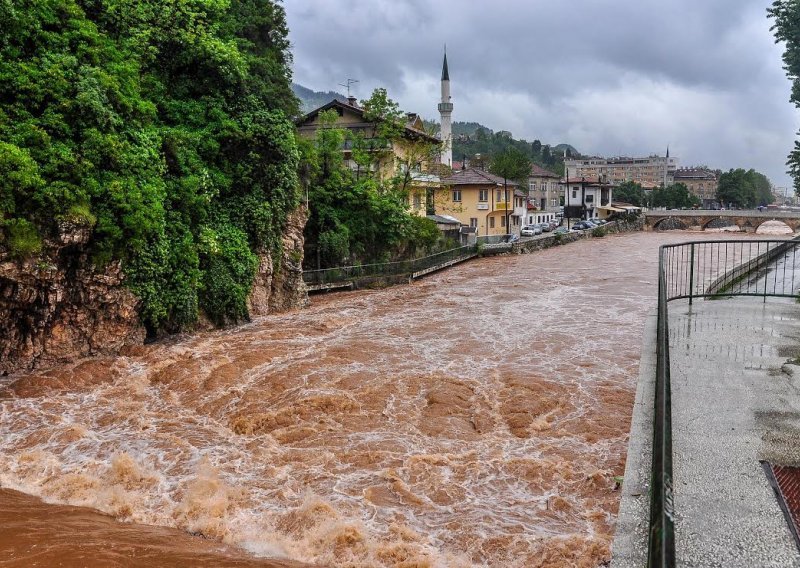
[1,207,309,374]
[248,205,309,316]
[0,221,144,374]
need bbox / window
[490,217,495,229]
[529,182,535,192]
[572,190,577,199]
[551,198,558,207]
[585,194,594,203]
[496,189,503,202]
[501,216,506,227]
[452,189,462,202]
[413,193,422,209]
[479,189,488,201]
[470,218,478,227]
[528,216,533,224]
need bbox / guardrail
[649,238,800,567]
[302,244,479,289]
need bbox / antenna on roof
[338,78,359,97]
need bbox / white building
[562,176,614,220]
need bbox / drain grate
[763,462,800,551]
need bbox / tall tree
[490,147,531,233]
[769,1,800,194]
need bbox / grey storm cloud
[285,0,798,190]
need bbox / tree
[769,2,800,194]
[532,140,542,156]
[717,168,773,208]
[302,92,442,268]
[650,183,700,209]
[490,147,531,232]
[614,181,647,207]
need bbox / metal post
[688,243,695,305]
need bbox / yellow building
[437,168,521,236]
[296,97,441,216]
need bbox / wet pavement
[614,298,800,567]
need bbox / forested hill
[292,83,347,113]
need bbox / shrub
[592,226,607,238]
[4,219,42,258]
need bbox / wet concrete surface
[614,298,800,567]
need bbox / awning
[598,205,626,213]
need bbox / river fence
[649,237,800,567]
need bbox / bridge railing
[649,238,800,567]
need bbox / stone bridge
[644,209,800,232]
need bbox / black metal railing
[302,244,478,288]
[649,238,800,567]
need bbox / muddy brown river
[0,231,777,567]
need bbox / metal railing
[302,244,477,288]
[649,238,800,567]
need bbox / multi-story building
[562,176,614,220]
[565,153,677,187]
[672,167,718,207]
[526,164,561,225]
[437,167,521,236]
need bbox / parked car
[536,222,551,233]
[521,225,537,237]
[507,233,520,243]
[572,221,592,230]
[548,220,559,231]
[553,227,570,235]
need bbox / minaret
[438,49,453,167]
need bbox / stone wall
[509,216,645,255]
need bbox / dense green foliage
[716,168,773,208]
[302,93,442,269]
[614,181,648,207]
[769,1,800,194]
[650,183,701,209]
[0,0,300,333]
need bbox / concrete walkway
[613,298,800,567]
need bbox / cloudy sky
[286,0,798,191]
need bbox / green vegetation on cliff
[0,0,300,333]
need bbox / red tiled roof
[529,164,560,178]
[441,167,518,186]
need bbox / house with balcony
[561,176,614,220]
[296,96,441,216]
[437,167,520,236]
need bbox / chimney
[347,95,358,107]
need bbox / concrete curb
[611,309,657,567]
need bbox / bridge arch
[700,217,739,231]
[652,217,688,231]
[754,219,794,235]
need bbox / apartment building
[672,167,719,207]
[565,154,677,187]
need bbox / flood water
[0,231,785,567]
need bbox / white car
[521,225,542,237]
